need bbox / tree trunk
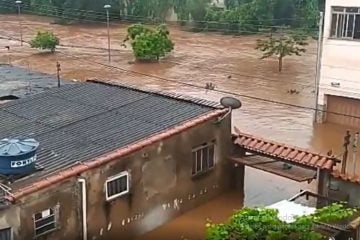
[278,56,283,72]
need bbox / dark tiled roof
[0,81,219,184]
[0,64,71,98]
[233,128,337,170]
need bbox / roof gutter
[6,109,227,202]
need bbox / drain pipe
[78,178,87,240]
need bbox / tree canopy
[206,202,357,240]
[256,33,308,72]
[30,31,59,52]
[125,24,174,61]
[0,0,319,32]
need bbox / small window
[191,142,216,176]
[105,171,130,201]
[0,228,11,240]
[33,206,58,238]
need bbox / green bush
[30,31,59,52]
[206,202,357,240]
[125,24,174,61]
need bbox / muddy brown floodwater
[1,14,360,239]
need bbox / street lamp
[15,0,23,46]
[104,4,111,63]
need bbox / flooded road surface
[1,14,359,238]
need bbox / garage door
[327,95,360,128]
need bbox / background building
[317,0,360,128]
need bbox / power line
[0,33,318,91]
[2,34,360,120]
[52,50,360,120]
[0,2,319,32]
[0,0,321,26]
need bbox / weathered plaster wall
[0,112,241,240]
[327,176,360,206]
[83,113,237,240]
[11,180,82,240]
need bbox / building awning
[230,155,317,182]
[233,127,338,170]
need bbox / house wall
[83,113,237,240]
[317,0,360,122]
[3,180,82,240]
[3,113,240,240]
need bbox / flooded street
[1,14,359,239]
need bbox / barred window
[33,206,58,238]
[331,7,360,40]
[105,171,130,201]
[192,142,215,176]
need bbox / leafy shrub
[30,31,59,52]
[125,24,174,61]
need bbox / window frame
[33,206,59,238]
[105,171,130,201]
[191,141,216,177]
[0,227,12,240]
[330,6,360,40]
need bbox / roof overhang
[232,127,339,171]
[6,108,228,202]
[230,155,317,182]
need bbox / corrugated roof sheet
[0,81,219,185]
[0,64,71,98]
[233,128,337,170]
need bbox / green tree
[30,31,59,52]
[206,202,357,240]
[125,24,174,61]
[256,33,308,72]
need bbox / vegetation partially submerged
[124,24,174,62]
[30,31,59,52]
[206,202,357,240]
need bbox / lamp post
[15,0,23,46]
[104,4,111,63]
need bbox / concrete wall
[327,176,360,206]
[317,0,360,119]
[3,180,82,240]
[1,113,240,240]
[83,113,236,240]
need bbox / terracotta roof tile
[233,130,337,170]
[310,156,320,165]
[249,139,258,148]
[331,171,360,184]
[274,146,284,156]
[288,149,299,159]
[295,152,306,162]
[255,141,264,149]
[280,148,292,158]
[261,142,271,152]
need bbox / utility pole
[15,1,23,46]
[104,4,112,63]
[314,11,324,122]
[342,130,351,174]
[352,132,359,176]
[56,62,61,88]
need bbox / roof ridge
[86,79,223,109]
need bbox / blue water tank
[0,138,39,175]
